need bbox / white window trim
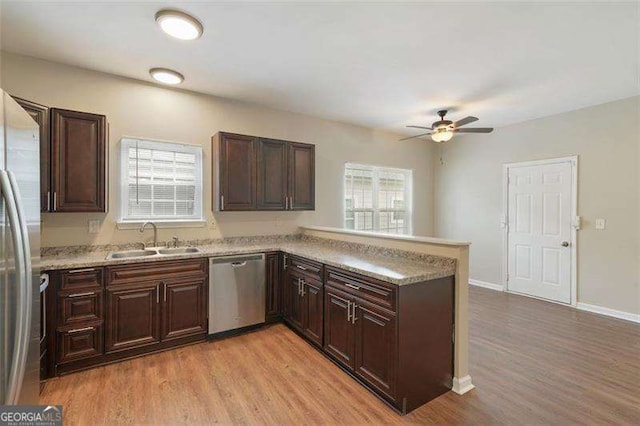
[343,162,413,235]
[118,137,204,227]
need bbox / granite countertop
[39,237,456,286]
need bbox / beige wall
[434,96,640,315]
[0,51,436,247]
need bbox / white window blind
[344,163,412,235]
[120,138,203,222]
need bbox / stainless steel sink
[157,247,201,255]
[106,249,159,260]
[106,247,201,260]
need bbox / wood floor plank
[41,287,640,425]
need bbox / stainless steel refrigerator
[0,89,41,405]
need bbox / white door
[507,160,573,304]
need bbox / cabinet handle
[67,291,95,298]
[345,283,360,291]
[67,268,95,274]
[220,195,224,211]
[47,191,51,211]
[285,196,288,210]
[346,300,352,322]
[351,303,358,324]
[68,326,94,334]
[288,196,293,210]
[300,278,306,297]
[296,265,307,271]
[53,192,57,211]
[163,282,167,302]
[156,285,160,304]
[283,255,288,269]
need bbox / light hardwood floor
[41,286,640,425]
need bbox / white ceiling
[2,1,638,133]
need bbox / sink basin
[106,247,201,260]
[157,247,201,255]
[106,249,159,260]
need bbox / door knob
[561,241,570,247]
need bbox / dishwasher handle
[231,261,247,267]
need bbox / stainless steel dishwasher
[208,254,265,335]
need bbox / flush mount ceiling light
[431,127,454,143]
[149,68,184,85]
[155,9,203,40]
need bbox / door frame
[501,156,579,306]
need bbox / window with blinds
[344,163,412,235]
[120,138,203,222]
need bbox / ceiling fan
[400,110,494,142]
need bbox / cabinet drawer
[325,267,397,312]
[60,268,103,291]
[288,255,323,281]
[106,259,207,286]
[58,290,102,326]
[57,323,103,364]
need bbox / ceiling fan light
[431,128,453,143]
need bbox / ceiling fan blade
[454,127,494,133]
[453,116,479,128]
[406,125,433,130]
[399,132,432,141]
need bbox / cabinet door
[217,133,256,210]
[288,142,315,210]
[162,278,207,341]
[354,300,397,401]
[283,270,304,332]
[302,277,323,346]
[51,108,107,212]
[12,96,50,212]
[265,252,282,322]
[323,285,355,369]
[105,283,161,353]
[257,139,288,210]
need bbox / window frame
[343,162,413,235]
[118,137,204,226]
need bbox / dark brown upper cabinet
[213,132,315,212]
[51,108,107,212]
[11,96,50,212]
[288,142,315,210]
[257,139,288,210]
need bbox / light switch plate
[595,218,606,230]
[88,219,101,234]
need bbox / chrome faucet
[139,222,158,248]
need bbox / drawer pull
[67,292,95,298]
[296,265,307,271]
[68,326,94,334]
[67,268,96,274]
[345,283,361,290]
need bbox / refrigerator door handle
[1,171,32,404]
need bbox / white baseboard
[452,375,475,395]
[468,279,504,292]
[576,302,640,324]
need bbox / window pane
[344,163,411,235]
[122,138,201,221]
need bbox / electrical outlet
[595,218,606,230]
[210,219,217,229]
[88,219,101,234]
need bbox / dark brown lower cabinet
[105,283,161,353]
[353,300,397,401]
[162,278,207,341]
[323,266,454,414]
[282,267,323,346]
[283,270,305,331]
[323,285,355,369]
[56,322,103,364]
[265,252,282,323]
